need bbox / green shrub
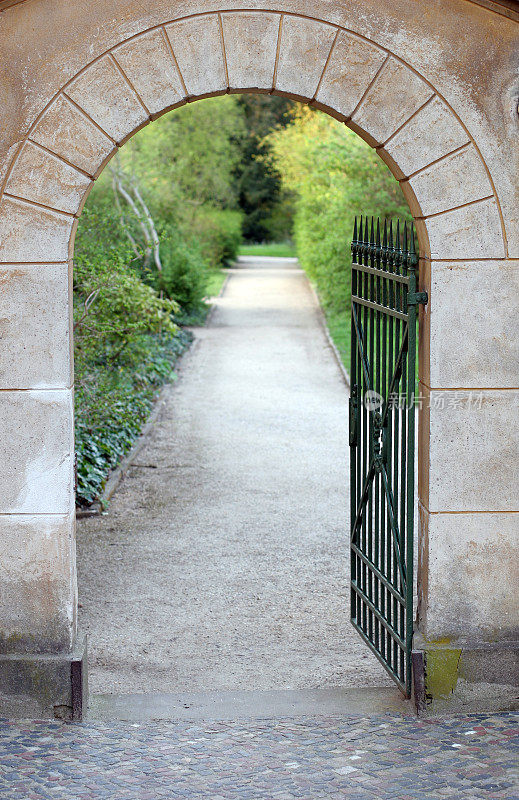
[156,227,209,312]
[190,208,243,268]
[269,107,410,316]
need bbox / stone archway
[0,1,517,717]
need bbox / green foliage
[268,107,411,316]
[73,200,189,505]
[190,208,243,268]
[155,226,209,312]
[235,95,294,242]
[262,187,295,243]
[121,95,246,221]
[74,205,178,367]
[107,95,247,311]
[325,309,351,371]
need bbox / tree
[234,95,295,242]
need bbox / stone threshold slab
[87,687,412,721]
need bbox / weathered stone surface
[66,56,148,142]
[30,95,115,177]
[0,197,73,263]
[424,260,519,388]
[166,15,227,97]
[314,31,386,120]
[419,510,519,641]
[222,11,279,92]
[423,386,519,512]
[407,145,493,217]
[113,29,186,116]
[0,513,76,654]
[6,141,92,215]
[0,263,71,389]
[381,96,470,179]
[0,389,74,514]
[0,637,87,720]
[274,16,336,100]
[349,58,433,146]
[425,197,505,259]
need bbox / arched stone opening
[0,2,517,717]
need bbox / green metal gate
[349,216,427,695]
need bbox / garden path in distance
[77,256,392,694]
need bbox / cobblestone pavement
[1,713,517,799]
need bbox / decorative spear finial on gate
[388,219,394,269]
[375,218,381,265]
[370,217,375,267]
[408,222,418,268]
[382,219,388,269]
[352,216,358,261]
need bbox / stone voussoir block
[425,196,504,259]
[0,196,73,263]
[0,262,71,389]
[380,95,470,179]
[406,144,493,218]
[274,15,337,100]
[6,140,92,216]
[0,389,74,515]
[314,31,387,120]
[221,11,280,93]
[66,55,149,143]
[30,94,115,177]
[113,29,187,116]
[166,15,227,98]
[350,57,433,147]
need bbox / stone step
[87,687,413,721]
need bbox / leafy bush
[73,202,189,505]
[190,208,243,268]
[74,207,178,361]
[269,106,410,315]
[155,226,209,311]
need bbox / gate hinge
[407,290,428,306]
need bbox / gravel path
[77,257,391,694]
